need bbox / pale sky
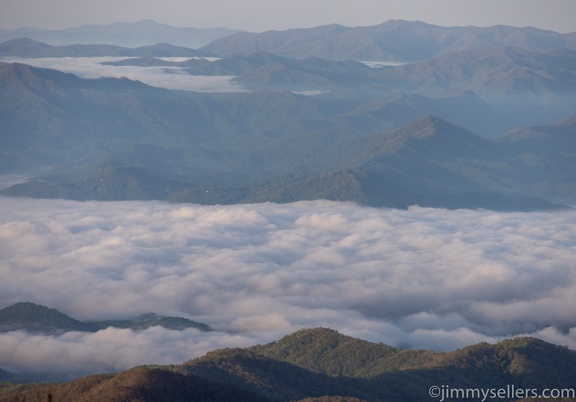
[1,0,575,33]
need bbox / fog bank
[1,196,575,377]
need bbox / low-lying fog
[1,56,403,93]
[1,193,575,378]
[0,56,245,92]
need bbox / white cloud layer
[0,57,245,92]
[1,196,575,378]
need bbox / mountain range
[2,327,576,401]
[0,19,240,48]
[1,20,575,210]
[199,19,576,61]
[3,19,576,62]
[0,302,210,334]
[2,19,576,401]
[0,37,206,58]
[0,60,574,210]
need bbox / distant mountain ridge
[3,328,576,401]
[5,38,574,128]
[200,20,576,61]
[3,19,575,62]
[376,47,576,107]
[0,37,206,58]
[99,52,377,91]
[0,62,574,210]
[0,302,210,333]
[0,19,240,48]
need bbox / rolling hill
[3,328,576,401]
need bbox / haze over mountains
[0,19,240,48]
[0,37,207,58]
[0,54,574,209]
[199,19,576,61]
[1,18,576,398]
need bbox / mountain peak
[0,62,82,89]
[0,37,53,57]
[413,113,447,126]
[0,37,50,47]
[134,19,161,26]
[0,301,63,319]
[363,115,495,164]
[393,114,473,139]
[0,301,84,332]
[249,327,440,378]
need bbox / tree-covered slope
[3,328,576,401]
[1,61,574,210]
[249,328,440,378]
[0,367,267,402]
[182,330,576,401]
[0,302,88,333]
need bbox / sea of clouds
[1,193,575,378]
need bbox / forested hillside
[3,328,576,401]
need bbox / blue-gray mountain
[0,37,206,58]
[0,62,574,210]
[0,19,240,48]
[199,20,576,61]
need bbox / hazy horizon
[1,0,576,386]
[1,0,575,33]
